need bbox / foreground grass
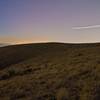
[0,43,100,100]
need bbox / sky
[0,0,100,44]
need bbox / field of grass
[0,42,100,100]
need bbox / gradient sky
[0,0,100,44]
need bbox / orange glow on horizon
[0,36,52,44]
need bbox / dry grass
[0,42,100,100]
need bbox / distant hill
[0,42,100,100]
[0,43,10,47]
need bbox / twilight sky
[0,0,100,44]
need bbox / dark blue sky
[0,0,100,43]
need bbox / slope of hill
[0,42,100,100]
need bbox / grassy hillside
[0,42,100,100]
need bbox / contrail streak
[72,25,100,30]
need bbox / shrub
[8,68,17,77]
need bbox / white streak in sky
[72,25,100,30]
